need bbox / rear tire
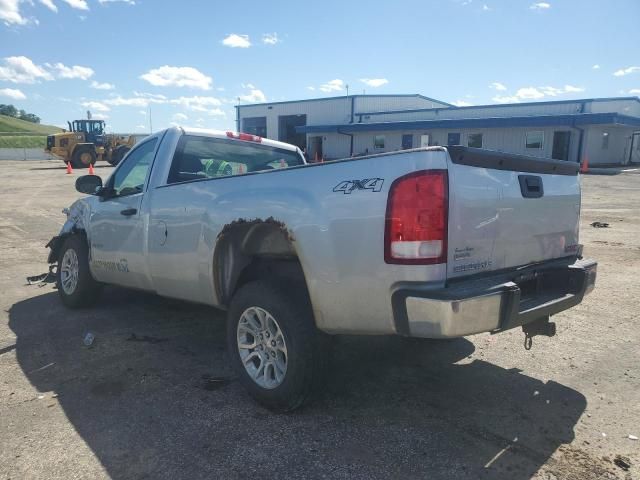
[56,235,102,308]
[71,146,96,169]
[226,280,327,412]
[109,145,130,166]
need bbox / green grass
[0,135,47,148]
[0,114,62,135]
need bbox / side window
[110,138,158,197]
[167,135,304,184]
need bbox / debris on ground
[613,455,631,471]
[590,221,610,228]
[628,434,638,441]
[83,333,95,347]
[126,333,168,344]
[201,374,232,391]
[26,266,56,286]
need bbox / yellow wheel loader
[45,119,137,169]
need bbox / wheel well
[213,219,307,306]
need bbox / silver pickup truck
[46,127,597,411]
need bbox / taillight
[226,131,262,143]
[384,170,448,264]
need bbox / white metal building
[236,95,640,166]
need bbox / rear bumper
[392,258,597,338]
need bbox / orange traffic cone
[66,162,73,174]
[580,156,589,173]
[88,163,95,175]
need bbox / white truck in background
[46,127,597,411]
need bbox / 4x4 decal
[333,178,384,194]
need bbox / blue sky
[1,0,639,133]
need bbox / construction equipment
[45,116,137,169]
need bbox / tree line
[0,104,41,124]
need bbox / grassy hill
[0,114,62,148]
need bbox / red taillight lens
[384,170,448,264]
[226,131,262,143]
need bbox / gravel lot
[0,160,638,480]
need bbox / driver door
[89,137,158,290]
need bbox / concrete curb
[0,148,57,161]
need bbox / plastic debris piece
[590,221,609,228]
[629,435,638,441]
[83,333,95,347]
[613,455,631,471]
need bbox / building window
[602,132,609,149]
[526,131,544,149]
[374,135,385,149]
[468,133,483,148]
[242,117,267,137]
[447,133,461,145]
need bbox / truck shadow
[9,288,586,479]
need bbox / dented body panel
[49,127,596,338]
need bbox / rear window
[167,135,304,184]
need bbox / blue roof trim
[355,96,640,117]
[235,93,452,109]
[295,113,640,134]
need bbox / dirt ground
[0,160,638,480]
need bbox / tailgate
[446,146,580,279]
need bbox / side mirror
[75,175,103,195]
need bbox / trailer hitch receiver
[522,316,556,350]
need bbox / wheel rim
[237,307,288,389]
[80,152,92,165]
[60,248,79,295]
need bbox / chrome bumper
[392,258,597,338]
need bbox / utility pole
[148,105,153,134]
[346,84,349,96]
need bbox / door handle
[518,175,544,198]
[120,208,137,216]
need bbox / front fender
[46,198,94,263]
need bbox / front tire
[227,281,327,412]
[56,235,101,308]
[71,146,96,169]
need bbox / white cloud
[530,2,550,9]
[592,64,600,70]
[105,96,151,107]
[540,86,563,96]
[563,84,585,93]
[239,89,266,103]
[140,65,212,90]
[360,78,389,88]
[39,0,58,12]
[48,62,94,79]
[98,0,135,4]
[453,100,473,107]
[81,101,110,112]
[0,87,26,99]
[492,95,521,104]
[492,84,586,103]
[489,82,507,91]
[0,56,53,83]
[90,80,115,90]
[61,0,88,10]
[482,4,490,10]
[171,96,224,115]
[629,89,640,95]
[515,87,545,99]
[262,32,280,45]
[222,34,251,48]
[91,113,108,120]
[135,124,146,130]
[138,110,146,115]
[172,112,188,122]
[241,82,255,89]
[306,86,315,91]
[319,79,344,93]
[0,0,28,25]
[134,91,167,100]
[613,66,640,77]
